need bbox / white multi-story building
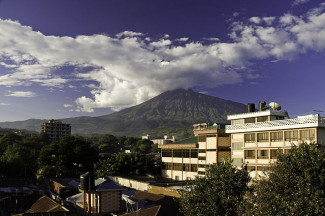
[226,102,325,178]
[159,123,231,181]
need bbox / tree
[178,162,250,216]
[97,134,120,154]
[132,139,153,154]
[95,152,160,177]
[245,143,325,215]
[38,136,98,177]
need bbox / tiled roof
[119,205,161,216]
[30,196,69,213]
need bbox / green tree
[0,132,22,153]
[246,143,325,215]
[38,136,98,177]
[132,139,153,154]
[97,134,120,154]
[95,152,159,177]
[178,162,250,216]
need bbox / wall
[108,176,149,191]
[147,185,180,198]
[100,190,122,213]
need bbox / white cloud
[5,91,37,97]
[0,3,325,112]
[292,0,310,6]
[63,104,73,108]
[0,103,10,106]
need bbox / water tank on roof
[80,172,90,191]
[247,103,255,113]
[259,101,267,111]
[269,102,281,111]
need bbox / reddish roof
[30,196,69,213]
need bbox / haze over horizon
[0,0,325,121]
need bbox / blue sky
[0,0,325,121]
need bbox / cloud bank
[0,4,325,112]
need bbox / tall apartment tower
[226,101,325,178]
[41,119,71,141]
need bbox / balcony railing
[226,116,325,133]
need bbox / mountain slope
[0,89,246,137]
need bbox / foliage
[245,143,325,215]
[132,139,154,154]
[95,152,161,177]
[0,132,22,153]
[178,162,250,216]
[96,134,120,154]
[38,136,98,177]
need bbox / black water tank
[259,101,267,111]
[89,173,96,191]
[80,172,90,190]
[247,103,255,113]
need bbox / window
[173,150,183,158]
[245,117,255,123]
[257,116,268,122]
[163,163,172,170]
[198,156,206,160]
[162,149,172,157]
[183,164,191,171]
[173,163,183,171]
[300,129,315,142]
[190,149,198,158]
[191,164,198,172]
[198,164,206,168]
[232,142,243,150]
[245,150,256,159]
[232,119,244,125]
[198,171,205,175]
[257,150,269,159]
[198,135,206,142]
[271,131,283,142]
[207,149,216,151]
[245,133,256,143]
[270,149,282,159]
[199,149,206,153]
[257,132,269,142]
[285,130,298,142]
[175,176,179,181]
[183,149,190,158]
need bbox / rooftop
[227,110,288,120]
[226,115,325,133]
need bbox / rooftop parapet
[227,110,288,120]
[226,115,325,133]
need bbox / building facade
[159,124,231,181]
[41,119,71,141]
[226,102,325,178]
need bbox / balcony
[226,116,325,133]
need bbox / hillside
[0,89,246,138]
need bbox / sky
[0,0,325,121]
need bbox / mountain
[0,89,246,138]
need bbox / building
[159,123,231,181]
[41,119,71,141]
[226,101,325,178]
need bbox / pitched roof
[95,178,125,191]
[119,205,161,216]
[30,196,69,213]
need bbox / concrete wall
[147,185,180,198]
[108,176,149,191]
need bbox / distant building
[41,119,71,141]
[226,101,325,178]
[159,123,231,181]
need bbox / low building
[226,101,325,178]
[41,119,71,141]
[159,123,231,181]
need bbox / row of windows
[161,149,198,158]
[246,166,269,172]
[244,129,315,143]
[163,163,198,172]
[232,116,284,125]
[244,149,289,160]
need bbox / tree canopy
[246,143,325,215]
[178,161,250,216]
